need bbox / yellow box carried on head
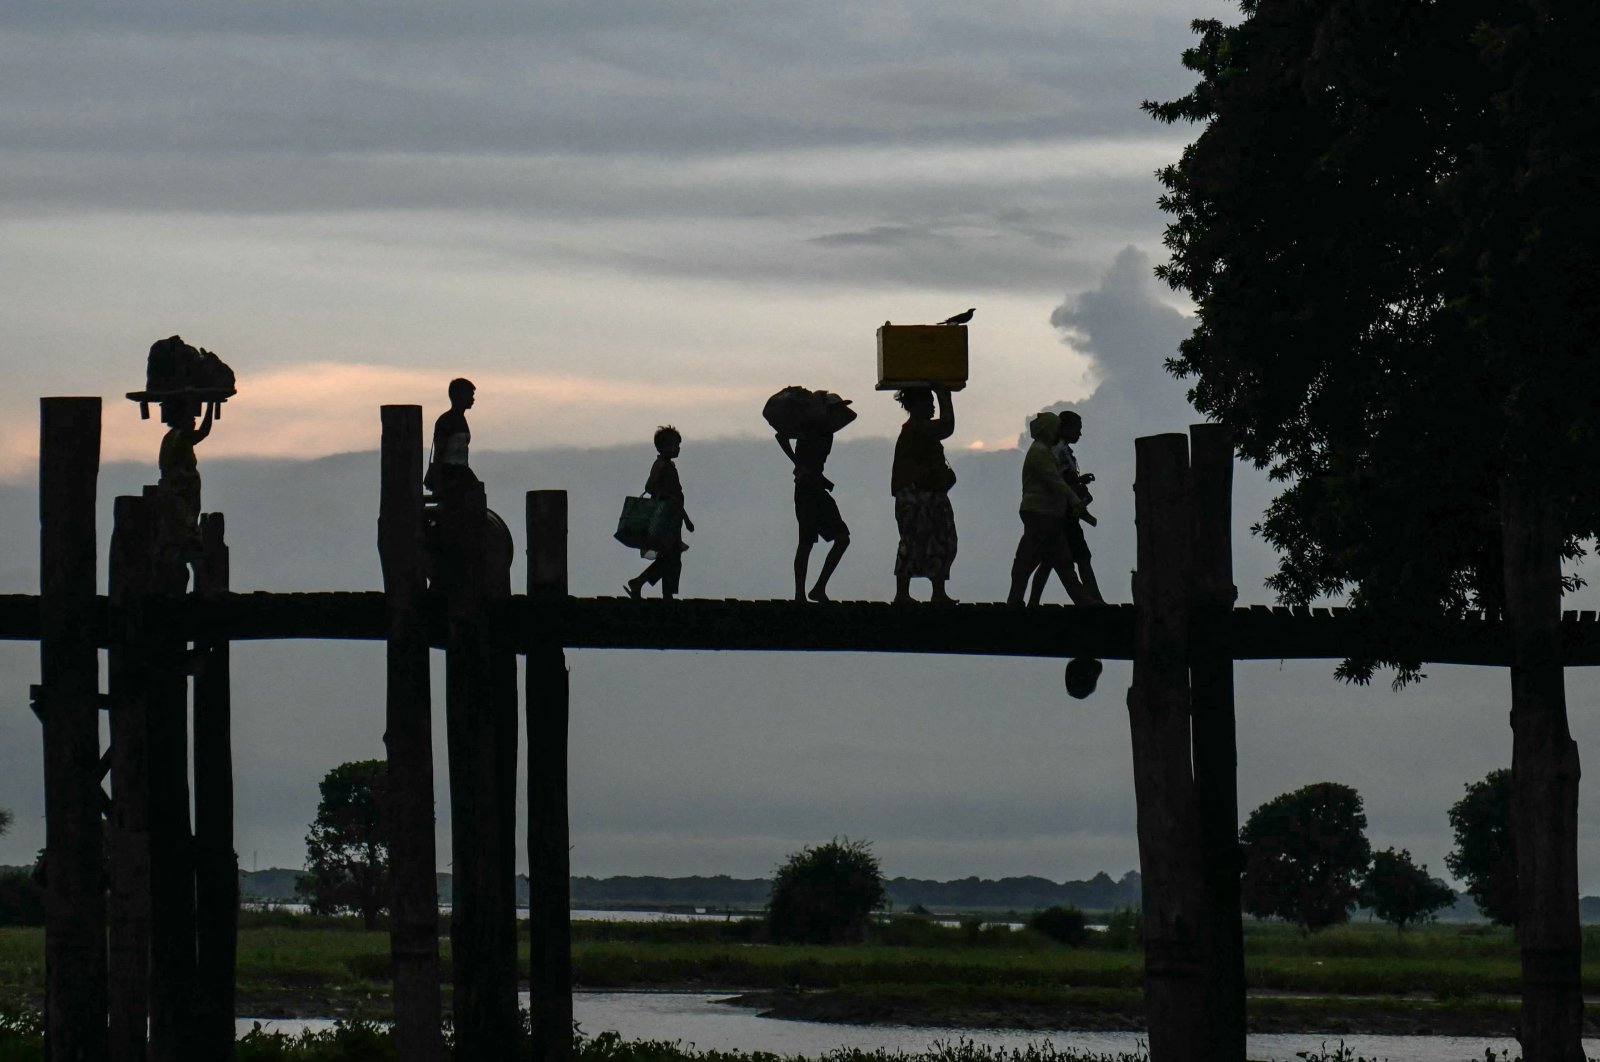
[876,324,968,391]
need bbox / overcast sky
[6,1,1600,894]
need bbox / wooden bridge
[24,398,1588,1062]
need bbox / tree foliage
[1027,905,1088,947]
[1362,848,1455,931]
[296,759,390,929]
[1240,782,1371,933]
[767,837,887,945]
[0,807,11,837]
[1144,0,1600,684]
[1445,768,1516,926]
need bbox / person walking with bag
[626,425,694,600]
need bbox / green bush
[0,874,43,929]
[1028,905,1088,946]
[1096,907,1141,950]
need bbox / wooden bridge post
[38,396,108,1062]
[1501,477,1583,1061]
[107,495,153,1062]
[439,475,518,1058]
[192,513,236,1060]
[1188,424,1243,1061]
[144,487,196,1062]
[378,406,444,1062]
[526,490,573,1062]
[1128,433,1208,1062]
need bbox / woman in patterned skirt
[890,386,957,604]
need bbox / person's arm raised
[932,387,955,440]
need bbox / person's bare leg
[809,534,848,601]
[931,577,955,605]
[1027,563,1050,605]
[1076,559,1105,605]
[894,573,912,604]
[794,536,812,602]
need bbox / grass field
[1,914,1597,1035]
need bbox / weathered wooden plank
[39,396,108,1062]
[1188,423,1243,1062]
[192,513,236,1061]
[1128,433,1208,1062]
[526,490,573,1062]
[439,476,518,1059]
[107,495,151,1062]
[378,406,443,1062]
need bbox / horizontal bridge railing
[5,590,1600,664]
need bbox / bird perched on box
[940,308,975,326]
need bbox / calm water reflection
[238,990,1600,1061]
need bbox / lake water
[237,989,1600,1061]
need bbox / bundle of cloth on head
[762,386,856,436]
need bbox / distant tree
[1240,782,1371,934]
[1446,769,1516,927]
[1362,848,1454,931]
[0,807,12,837]
[296,760,390,929]
[1027,905,1088,946]
[767,837,887,945]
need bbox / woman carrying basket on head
[890,386,957,605]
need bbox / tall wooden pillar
[1188,424,1243,1061]
[192,513,235,1060]
[439,475,518,1058]
[1501,477,1583,1062]
[526,490,573,1062]
[107,495,153,1062]
[1127,433,1208,1062]
[145,487,195,1062]
[38,396,108,1062]
[378,406,443,1062]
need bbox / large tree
[1446,769,1516,926]
[1362,848,1455,932]
[297,760,390,929]
[1240,782,1371,934]
[1148,1,1597,1055]
[767,838,887,945]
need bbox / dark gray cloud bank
[0,2,1198,294]
[3,246,1598,890]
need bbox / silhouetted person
[890,386,957,605]
[776,428,850,602]
[157,395,214,553]
[626,426,694,601]
[426,377,477,492]
[1029,410,1105,606]
[1065,657,1103,699]
[1007,411,1093,607]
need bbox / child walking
[626,425,695,600]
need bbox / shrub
[1028,905,1088,946]
[767,837,887,945]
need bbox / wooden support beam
[192,513,236,1061]
[1501,478,1583,1060]
[144,488,196,1062]
[378,406,443,1062]
[39,396,108,1062]
[107,495,152,1062]
[1188,424,1243,1061]
[1128,433,1208,1062]
[526,490,573,1062]
[439,476,518,1058]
